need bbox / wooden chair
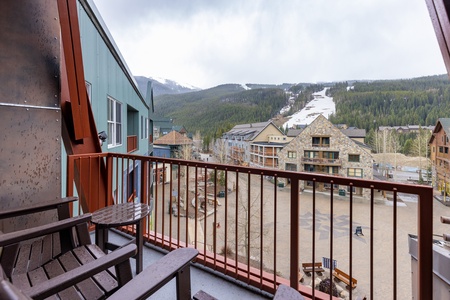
[0,197,199,300]
[0,214,137,299]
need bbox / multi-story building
[379,125,434,134]
[278,115,373,197]
[429,118,450,196]
[221,121,290,167]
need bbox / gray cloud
[92,0,446,88]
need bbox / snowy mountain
[134,76,201,97]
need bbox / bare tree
[214,138,228,164]
[411,127,432,178]
[223,175,270,263]
[178,144,193,161]
[193,131,202,152]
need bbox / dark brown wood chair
[0,214,137,299]
[0,197,199,300]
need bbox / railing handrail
[67,151,433,299]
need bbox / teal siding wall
[62,0,152,201]
[78,1,150,155]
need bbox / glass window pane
[116,124,122,144]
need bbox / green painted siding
[62,0,153,199]
[77,0,150,155]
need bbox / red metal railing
[67,152,433,299]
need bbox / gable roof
[292,114,372,155]
[224,121,283,141]
[154,130,193,146]
[430,118,450,143]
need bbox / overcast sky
[92,0,447,89]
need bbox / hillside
[328,75,450,130]
[149,74,450,138]
[153,83,326,137]
[154,84,286,137]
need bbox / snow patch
[283,88,335,129]
[241,84,251,90]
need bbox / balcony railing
[67,152,433,299]
[127,135,138,153]
[301,157,342,166]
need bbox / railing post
[106,155,113,206]
[141,160,149,236]
[290,177,299,288]
[417,187,433,300]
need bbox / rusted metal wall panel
[0,0,61,232]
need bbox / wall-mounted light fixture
[98,131,107,146]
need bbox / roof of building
[430,118,450,143]
[286,129,304,137]
[379,125,435,131]
[224,121,279,141]
[154,130,193,146]
[341,128,366,138]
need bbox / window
[146,118,149,139]
[85,81,92,103]
[304,164,316,172]
[141,116,144,139]
[323,151,339,159]
[288,151,297,159]
[326,166,339,174]
[312,136,330,147]
[304,151,319,158]
[107,97,122,147]
[347,168,363,178]
[348,154,360,162]
[285,163,297,171]
[440,147,444,153]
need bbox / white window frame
[107,96,122,148]
[85,81,92,103]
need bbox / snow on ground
[283,88,335,129]
[241,84,251,90]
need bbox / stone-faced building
[429,118,450,195]
[278,115,373,197]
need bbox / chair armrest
[273,284,305,300]
[0,197,78,220]
[0,280,33,300]
[24,244,137,300]
[108,247,199,300]
[0,214,91,247]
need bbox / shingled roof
[154,130,193,146]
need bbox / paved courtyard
[154,171,450,299]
